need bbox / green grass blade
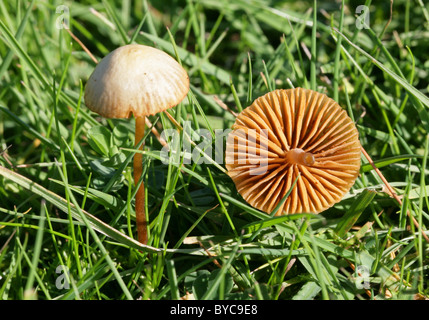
[333,28,429,109]
[361,154,424,172]
[0,0,36,80]
[166,259,180,300]
[310,1,317,90]
[335,189,377,238]
[0,165,161,254]
[242,213,321,234]
[140,31,230,84]
[0,18,50,88]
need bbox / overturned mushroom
[84,44,189,244]
[225,88,361,215]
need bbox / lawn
[0,0,428,300]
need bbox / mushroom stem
[286,148,315,166]
[134,116,148,244]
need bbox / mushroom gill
[225,88,361,215]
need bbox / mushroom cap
[84,44,189,118]
[225,88,361,215]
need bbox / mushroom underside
[225,88,361,215]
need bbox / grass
[0,0,428,300]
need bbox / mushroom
[225,88,361,215]
[84,44,189,244]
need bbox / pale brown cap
[225,88,361,215]
[84,44,189,118]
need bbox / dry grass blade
[65,28,98,64]
[360,146,429,243]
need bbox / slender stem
[134,116,147,244]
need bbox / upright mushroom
[225,88,361,215]
[84,44,189,244]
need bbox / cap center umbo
[285,148,315,166]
